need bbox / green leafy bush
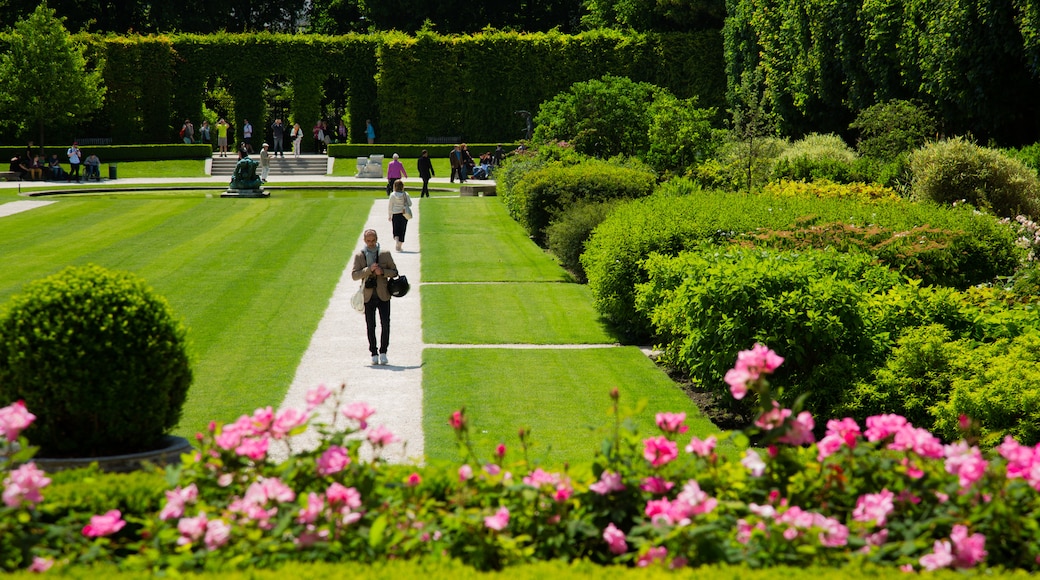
[772,133,858,183]
[909,137,1040,219]
[644,93,724,176]
[545,199,619,283]
[693,134,787,192]
[582,183,1023,342]
[849,99,939,161]
[533,74,665,159]
[508,158,656,244]
[0,264,192,457]
[760,179,900,203]
[635,246,901,417]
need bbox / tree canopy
[0,3,105,148]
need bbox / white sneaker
[371,355,379,365]
[379,353,388,365]
[395,241,403,252]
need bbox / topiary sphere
[0,264,192,457]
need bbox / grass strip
[422,283,615,344]
[422,347,717,469]
[420,197,569,282]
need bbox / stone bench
[459,184,496,197]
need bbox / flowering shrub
[2,345,1040,573]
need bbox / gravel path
[273,198,425,464]
[0,200,56,217]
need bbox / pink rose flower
[603,522,627,555]
[406,472,422,487]
[343,401,376,429]
[741,449,766,477]
[655,412,688,434]
[637,546,668,567]
[159,484,199,520]
[484,506,509,531]
[458,464,473,481]
[0,400,35,442]
[643,436,679,467]
[271,408,309,439]
[2,462,51,508]
[951,525,987,568]
[235,435,270,460]
[366,425,398,447]
[853,489,895,527]
[495,443,507,459]
[685,435,717,457]
[83,509,126,538]
[589,470,625,495]
[27,556,53,572]
[305,384,333,411]
[944,441,988,488]
[297,492,324,524]
[177,513,209,546]
[920,539,954,571]
[449,410,465,431]
[204,519,232,551]
[326,483,362,510]
[316,445,350,476]
[640,476,674,494]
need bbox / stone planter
[32,435,193,473]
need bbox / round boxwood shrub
[0,264,192,457]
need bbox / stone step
[210,155,329,176]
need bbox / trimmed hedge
[327,143,510,159]
[0,144,211,162]
[582,180,1024,342]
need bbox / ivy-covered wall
[31,30,724,148]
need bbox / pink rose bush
[4,348,1040,573]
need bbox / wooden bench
[0,171,21,181]
[459,184,496,197]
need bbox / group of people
[449,143,503,183]
[179,116,376,157]
[8,141,101,182]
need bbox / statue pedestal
[221,188,269,198]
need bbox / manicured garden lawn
[0,192,370,437]
[0,190,716,468]
[422,347,716,468]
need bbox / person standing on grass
[386,152,407,195]
[352,229,398,366]
[417,149,434,197]
[388,179,413,252]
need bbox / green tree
[0,3,105,149]
[581,0,725,31]
[533,74,665,159]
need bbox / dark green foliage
[41,465,167,518]
[582,182,1023,342]
[545,199,619,282]
[533,74,666,159]
[644,94,724,176]
[507,157,657,244]
[849,100,939,160]
[0,144,212,162]
[0,265,192,457]
[636,247,903,417]
[910,138,1040,219]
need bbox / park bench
[0,170,20,181]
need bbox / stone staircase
[210,154,330,177]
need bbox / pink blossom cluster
[294,483,364,545]
[522,468,573,502]
[0,401,35,442]
[484,506,509,531]
[643,436,679,467]
[919,525,987,571]
[740,503,848,548]
[655,412,688,434]
[943,441,988,488]
[685,435,717,457]
[176,512,232,551]
[214,406,309,460]
[724,343,784,400]
[755,402,815,445]
[852,489,895,526]
[159,484,199,520]
[997,436,1040,491]
[644,480,717,526]
[2,462,51,508]
[227,477,296,529]
[817,417,861,461]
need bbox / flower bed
[2,346,1039,573]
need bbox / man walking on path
[276,198,424,463]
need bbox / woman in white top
[388,179,413,252]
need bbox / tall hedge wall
[2,30,723,149]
